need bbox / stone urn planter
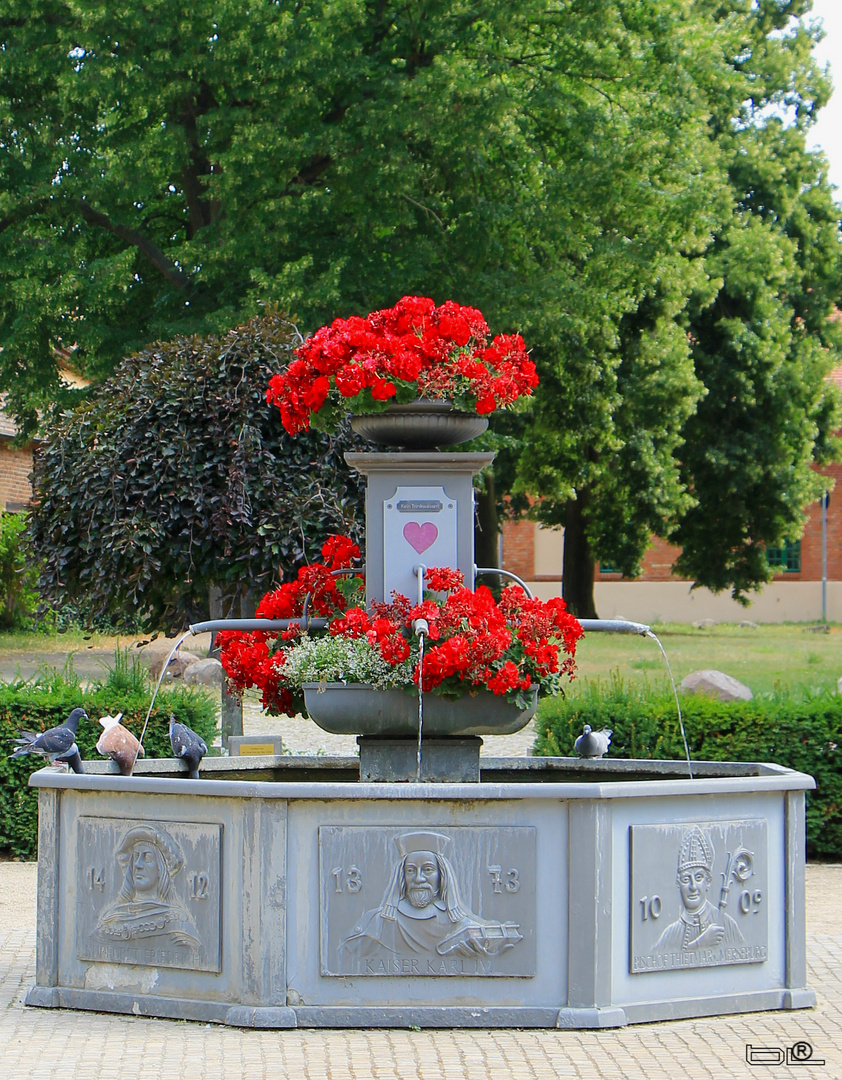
[303,682,538,738]
[350,400,488,450]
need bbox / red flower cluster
[217,534,361,710]
[398,575,583,696]
[215,631,293,714]
[251,535,361,621]
[328,608,412,665]
[218,543,583,715]
[266,295,538,435]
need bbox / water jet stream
[574,619,693,778]
[645,629,693,779]
[413,564,428,782]
[128,629,192,776]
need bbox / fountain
[25,297,815,1029]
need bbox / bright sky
[806,0,842,197]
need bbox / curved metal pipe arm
[302,565,365,620]
[474,566,535,598]
[188,617,329,635]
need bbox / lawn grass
[3,621,840,699]
[564,621,842,700]
[0,628,154,653]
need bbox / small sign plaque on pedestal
[383,486,457,599]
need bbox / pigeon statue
[96,713,144,775]
[10,707,87,772]
[169,713,208,779]
[573,723,612,758]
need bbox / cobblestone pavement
[0,862,839,1080]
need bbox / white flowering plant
[279,633,416,692]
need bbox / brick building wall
[0,439,34,511]
[595,536,682,582]
[500,461,842,587]
[500,517,534,582]
[792,462,842,582]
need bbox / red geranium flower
[266,297,538,435]
[217,542,582,716]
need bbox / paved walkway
[0,861,839,1080]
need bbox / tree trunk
[562,492,598,618]
[474,475,500,571]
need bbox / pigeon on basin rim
[10,706,87,773]
[96,713,144,775]
[573,723,612,758]
[169,713,208,779]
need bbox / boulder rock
[183,658,225,687]
[142,648,203,681]
[680,669,753,702]
[692,619,717,629]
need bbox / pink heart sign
[403,521,438,555]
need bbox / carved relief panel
[630,819,768,974]
[75,817,222,972]
[320,825,536,977]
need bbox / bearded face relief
[321,825,536,977]
[404,851,441,909]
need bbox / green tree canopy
[514,0,842,613]
[3,1,841,616]
[28,310,364,628]
[1,0,557,431]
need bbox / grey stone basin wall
[26,757,815,1029]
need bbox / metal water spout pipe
[474,566,535,597]
[188,617,329,635]
[577,619,650,635]
[188,566,363,636]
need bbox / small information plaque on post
[228,735,284,756]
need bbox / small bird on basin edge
[169,713,208,779]
[96,713,144,775]
[10,706,87,773]
[573,723,612,759]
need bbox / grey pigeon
[573,723,612,758]
[169,713,208,778]
[10,707,87,772]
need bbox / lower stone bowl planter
[303,683,539,738]
[26,755,815,1030]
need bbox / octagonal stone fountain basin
[27,756,815,1030]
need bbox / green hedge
[0,660,218,858]
[535,681,842,860]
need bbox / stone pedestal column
[344,452,494,606]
